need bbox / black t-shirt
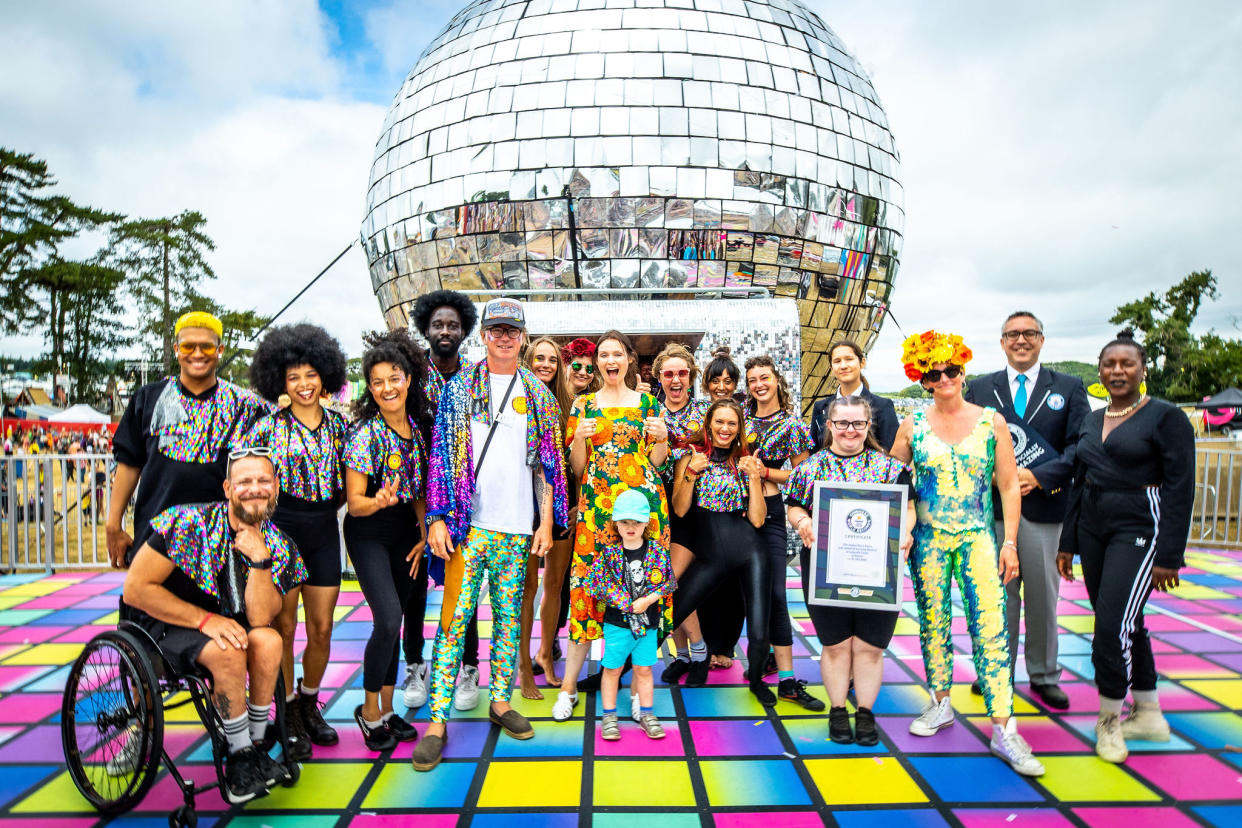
[602,541,659,630]
[113,377,273,561]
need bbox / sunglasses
[177,341,219,356]
[661,369,690,380]
[571,362,595,374]
[829,420,871,432]
[228,446,272,461]
[922,365,963,383]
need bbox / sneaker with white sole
[105,725,141,777]
[908,694,955,736]
[551,690,579,722]
[990,719,1045,776]
[1120,702,1170,742]
[600,713,621,740]
[402,662,428,709]
[1095,712,1128,763]
[630,693,642,723]
[454,665,480,711]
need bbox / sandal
[600,713,621,741]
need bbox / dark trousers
[345,511,421,692]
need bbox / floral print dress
[566,392,672,642]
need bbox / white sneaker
[1095,712,1129,763]
[551,690,579,722]
[990,719,1045,776]
[1120,702,1170,742]
[402,662,428,709]
[908,694,955,736]
[630,692,642,723]
[454,665,481,711]
[105,725,141,777]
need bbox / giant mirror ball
[362,0,903,407]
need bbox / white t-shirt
[469,372,535,535]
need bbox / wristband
[761,466,770,480]
[1002,540,1017,549]
[197,613,213,632]
[796,516,811,528]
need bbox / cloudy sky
[2,0,1238,392]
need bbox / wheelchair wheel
[61,629,164,815]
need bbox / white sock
[286,691,297,703]
[363,713,384,730]
[1100,696,1125,716]
[689,640,708,662]
[675,647,690,663]
[1132,689,1160,708]
[223,713,251,754]
[381,711,394,722]
[300,684,319,695]
[248,702,269,742]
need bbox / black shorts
[799,545,897,650]
[273,501,342,588]
[664,478,694,550]
[138,618,214,677]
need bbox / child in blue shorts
[588,487,676,740]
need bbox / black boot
[297,680,339,746]
[828,706,854,744]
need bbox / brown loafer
[489,706,534,740]
[411,731,447,772]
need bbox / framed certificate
[807,481,908,611]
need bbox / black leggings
[403,558,479,668]
[759,493,794,648]
[673,507,771,685]
[345,509,422,693]
[1077,491,1160,701]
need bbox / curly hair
[524,336,572,429]
[352,328,435,443]
[701,346,740,395]
[595,330,640,390]
[743,354,791,413]
[249,323,348,402]
[684,399,749,463]
[653,342,699,393]
[411,290,478,339]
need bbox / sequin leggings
[908,525,1013,718]
[428,526,531,723]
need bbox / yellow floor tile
[805,757,928,805]
[478,760,581,808]
[1035,756,1160,802]
[593,760,695,807]
[1,642,84,665]
[1182,679,1242,708]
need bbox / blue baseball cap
[611,488,651,523]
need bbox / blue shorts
[602,622,658,669]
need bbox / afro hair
[411,290,478,339]
[249,323,348,402]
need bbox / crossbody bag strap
[474,371,520,478]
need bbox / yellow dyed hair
[174,311,223,340]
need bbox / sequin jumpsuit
[908,408,1013,718]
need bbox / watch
[245,557,273,570]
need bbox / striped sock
[247,703,269,742]
[689,640,708,662]
[222,713,250,754]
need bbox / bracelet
[197,613,213,632]
[1002,540,1017,549]
[796,516,811,528]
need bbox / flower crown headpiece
[901,330,972,381]
[561,337,596,361]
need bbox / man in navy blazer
[964,311,1089,710]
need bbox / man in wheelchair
[121,448,308,804]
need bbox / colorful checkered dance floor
[3,549,1242,826]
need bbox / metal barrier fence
[1194,439,1242,548]
[2,453,119,572]
[4,440,1241,571]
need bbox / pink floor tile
[0,665,51,692]
[715,813,823,828]
[349,816,457,828]
[51,627,102,644]
[955,809,1076,828]
[0,626,70,644]
[595,721,686,756]
[1012,717,1091,752]
[1072,806,1203,828]
[1126,753,1242,800]
[14,594,85,610]
[134,764,229,812]
[0,693,62,723]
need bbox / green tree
[64,259,129,401]
[1,148,121,333]
[110,210,216,374]
[1110,270,1242,399]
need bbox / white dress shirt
[1006,363,1041,405]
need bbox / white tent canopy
[47,404,111,424]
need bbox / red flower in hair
[561,337,596,361]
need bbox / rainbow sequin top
[343,415,426,502]
[695,450,749,513]
[910,407,996,534]
[150,378,274,463]
[746,410,814,468]
[237,407,347,504]
[785,448,908,511]
[424,355,476,409]
[149,502,307,617]
[662,399,707,481]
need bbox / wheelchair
[60,621,301,828]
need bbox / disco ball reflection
[362,0,903,407]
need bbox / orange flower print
[591,417,613,446]
[618,454,645,487]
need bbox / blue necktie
[1014,374,1028,418]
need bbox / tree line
[0,147,269,405]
